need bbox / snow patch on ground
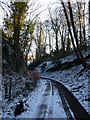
[51,86,67,118]
[17,79,47,118]
[2,48,90,118]
[17,80,68,119]
[41,65,90,114]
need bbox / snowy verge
[41,65,90,114]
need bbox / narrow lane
[41,76,90,119]
[32,80,68,119]
[17,78,90,119]
[35,81,51,118]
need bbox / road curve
[41,76,90,119]
[16,77,89,119]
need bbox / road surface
[17,77,90,119]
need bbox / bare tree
[89,0,90,40]
[60,0,90,68]
[43,20,52,54]
[48,8,61,54]
[35,20,46,58]
[46,6,72,58]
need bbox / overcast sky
[0,0,56,26]
[0,0,89,26]
[37,0,56,22]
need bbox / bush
[27,70,40,80]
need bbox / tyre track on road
[34,79,68,119]
[34,81,51,119]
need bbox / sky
[0,0,89,26]
[36,0,57,22]
[0,0,56,26]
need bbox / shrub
[27,70,40,80]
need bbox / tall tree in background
[82,2,87,49]
[35,21,46,58]
[60,0,79,58]
[47,6,72,58]
[76,1,87,50]
[43,20,53,54]
[49,8,60,54]
[1,0,42,71]
[3,1,28,71]
[12,2,28,71]
[67,0,90,68]
[21,20,36,62]
[77,2,83,47]
[89,0,90,40]
[60,0,90,68]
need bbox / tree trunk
[89,0,90,43]
[14,23,21,71]
[67,1,90,68]
[61,1,80,59]
[66,32,71,54]
[77,2,82,48]
[49,33,51,54]
[82,2,87,50]
[61,0,90,68]
[56,30,59,53]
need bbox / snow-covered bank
[2,79,69,118]
[2,65,90,118]
[2,71,39,118]
[36,49,90,114]
[41,65,90,114]
[2,48,90,118]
